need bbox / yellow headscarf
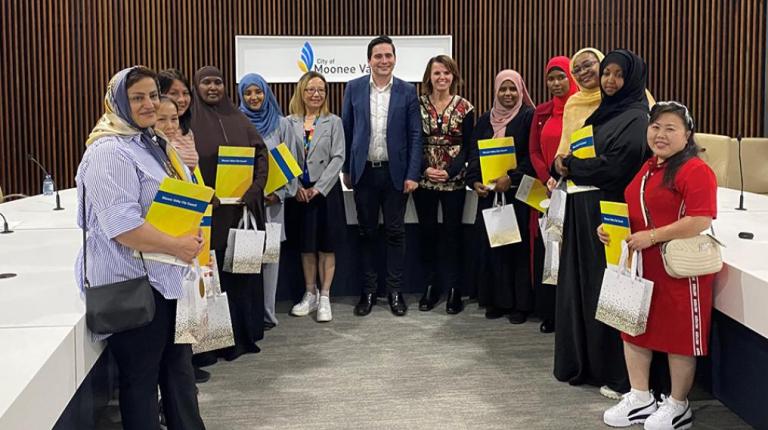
[556,48,605,156]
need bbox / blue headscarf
[238,73,282,138]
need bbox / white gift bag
[544,179,567,241]
[481,192,521,248]
[542,240,560,286]
[193,252,235,353]
[223,207,266,274]
[262,222,282,264]
[175,261,208,344]
[595,242,654,336]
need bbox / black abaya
[553,108,649,392]
[466,108,535,313]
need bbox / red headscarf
[546,56,578,116]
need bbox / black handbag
[82,184,156,334]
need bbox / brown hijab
[191,66,269,249]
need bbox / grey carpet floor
[193,296,752,430]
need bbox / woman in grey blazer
[287,71,346,322]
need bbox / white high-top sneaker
[644,396,693,430]
[603,390,658,427]
[291,291,318,316]
[316,295,332,322]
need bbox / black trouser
[412,187,465,294]
[107,288,205,430]
[354,163,408,294]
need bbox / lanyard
[146,135,183,181]
[304,117,318,154]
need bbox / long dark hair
[650,101,699,190]
[158,68,192,134]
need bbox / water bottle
[42,174,54,196]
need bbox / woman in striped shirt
[76,66,206,430]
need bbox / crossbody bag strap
[82,184,90,288]
[81,184,148,290]
[641,169,717,237]
[639,170,655,229]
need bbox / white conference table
[0,327,77,430]
[0,187,766,430]
[0,215,103,430]
[0,188,77,230]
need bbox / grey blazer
[288,113,346,196]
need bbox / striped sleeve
[84,142,145,239]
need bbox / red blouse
[625,156,718,232]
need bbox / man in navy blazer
[341,35,422,317]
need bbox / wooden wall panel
[0,0,765,196]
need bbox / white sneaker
[644,396,693,430]
[600,385,624,400]
[603,391,658,427]
[316,296,332,322]
[291,291,318,316]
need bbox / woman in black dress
[552,49,651,398]
[465,69,535,324]
[190,66,269,364]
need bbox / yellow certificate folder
[146,177,215,237]
[478,137,516,186]
[515,174,550,213]
[215,146,255,203]
[570,125,596,159]
[600,201,631,266]
[198,204,213,266]
[264,143,302,195]
[567,125,599,193]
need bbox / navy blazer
[341,75,422,191]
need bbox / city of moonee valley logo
[297,42,314,73]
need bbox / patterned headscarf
[86,67,146,146]
[85,66,188,181]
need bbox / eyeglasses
[571,60,598,76]
[304,88,327,95]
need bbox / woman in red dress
[600,102,717,430]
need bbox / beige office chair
[695,133,732,187]
[0,185,27,203]
[728,138,768,194]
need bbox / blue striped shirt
[74,134,190,336]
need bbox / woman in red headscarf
[528,56,578,333]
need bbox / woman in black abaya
[552,50,651,397]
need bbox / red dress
[622,156,718,356]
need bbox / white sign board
[235,35,452,83]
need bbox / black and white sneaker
[644,396,693,430]
[603,391,658,427]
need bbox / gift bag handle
[618,241,644,280]
[493,191,507,208]
[241,206,250,230]
[237,206,261,232]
